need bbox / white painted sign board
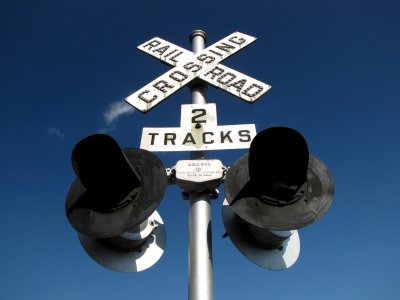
[140,103,256,151]
[125,32,270,112]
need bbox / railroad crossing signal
[65,30,334,300]
[125,32,271,112]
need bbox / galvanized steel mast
[188,30,213,300]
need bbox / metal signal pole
[188,30,213,300]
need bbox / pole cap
[189,30,207,43]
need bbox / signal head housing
[224,127,334,230]
[65,134,168,238]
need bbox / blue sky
[1,0,399,299]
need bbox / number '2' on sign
[181,104,217,128]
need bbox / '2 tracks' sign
[140,103,256,151]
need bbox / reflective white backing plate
[222,199,300,270]
[78,210,166,272]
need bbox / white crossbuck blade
[125,32,271,112]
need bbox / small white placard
[175,160,223,183]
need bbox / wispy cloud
[46,127,65,139]
[103,100,135,126]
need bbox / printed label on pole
[175,160,223,183]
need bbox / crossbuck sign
[125,32,271,112]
